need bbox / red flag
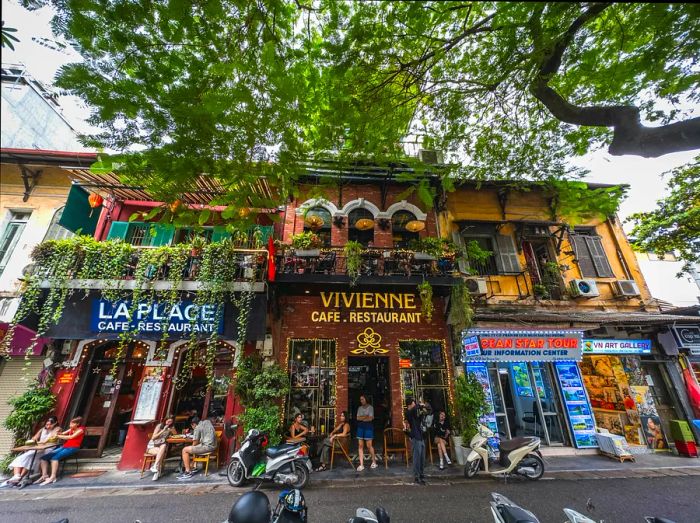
[267,234,276,282]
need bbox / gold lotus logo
[351,327,389,355]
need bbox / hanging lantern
[405,220,426,232]
[355,218,375,231]
[87,193,103,217]
[304,215,324,230]
[239,207,250,218]
[169,199,182,213]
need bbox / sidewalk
[1,452,699,500]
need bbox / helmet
[227,491,270,523]
[281,489,306,513]
[247,429,260,438]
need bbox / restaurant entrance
[348,356,391,439]
[68,341,147,458]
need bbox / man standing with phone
[404,396,427,485]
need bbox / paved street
[2,474,699,523]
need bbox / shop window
[303,207,332,247]
[0,211,31,275]
[173,227,214,244]
[391,210,419,248]
[399,340,449,417]
[348,208,374,246]
[286,339,336,434]
[570,228,615,278]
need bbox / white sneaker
[446,458,452,465]
[150,465,158,473]
[152,471,159,481]
[356,465,365,472]
[370,462,378,469]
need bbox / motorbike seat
[265,443,299,459]
[497,505,539,523]
[499,437,535,453]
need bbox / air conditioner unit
[569,279,600,298]
[262,334,274,357]
[419,149,444,165]
[612,280,641,298]
[465,277,487,296]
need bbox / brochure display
[554,362,598,448]
[466,362,499,451]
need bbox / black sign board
[671,325,700,348]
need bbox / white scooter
[464,424,545,480]
[489,493,540,523]
[562,508,677,523]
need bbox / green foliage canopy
[628,158,700,276]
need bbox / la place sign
[462,330,584,362]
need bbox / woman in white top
[146,416,175,481]
[3,416,61,486]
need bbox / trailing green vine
[418,279,434,322]
[344,240,363,286]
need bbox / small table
[166,436,193,473]
[10,443,57,488]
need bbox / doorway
[348,356,391,439]
[522,239,563,299]
[69,342,146,458]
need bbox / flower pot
[451,435,468,465]
[414,252,436,261]
[295,249,320,257]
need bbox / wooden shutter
[106,221,129,240]
[585,236,614,277]
[149,224,175,246]
[494,234,521,274]
[452,230,470,274]
[211,226,230,242]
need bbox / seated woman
[2,416,61,487]
[316,411,351,471]
[37,417,86,486]
[287,413,313,443]
[433,410,452,470]
[146,416,175,481]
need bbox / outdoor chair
[140,432,158,478]
[192,430,222,476]
[522,401,543,437]
[315,251,337,274]
[329,435,354,470]
[383,428,409,469]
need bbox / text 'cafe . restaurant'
[44,291,266,469]
[462,330,599,450]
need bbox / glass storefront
[399,340,450,416]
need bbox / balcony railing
[276,247,459,278]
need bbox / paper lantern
[304,215,324,230]
[355,218,375,231]
[239,207,250,218]
[87,193,103,217]
[169,199,182,213]
[405,220,426,232]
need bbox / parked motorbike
[489,492,540,523]
[562,508,677,523]
[347,507,390,523]
[227,429,312,489]
[464,425,545,480]
[225,489,307,523]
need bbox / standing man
[404,396,426,485]
[178,416,216,480]
[356,394,378,471]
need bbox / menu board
[466,362,499,451]
[133,379,163,421]
[554,362,598,449]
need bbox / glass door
[530,363,566,445]
[488,365,512,438]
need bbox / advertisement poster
[466,362,499,451]
[555,362,598,449]
[510,363,533,397]
[462,335,481,360]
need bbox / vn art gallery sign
[310,292,422,324]
[91,299,224,335]
[462,330,583,362]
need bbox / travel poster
[554,362,598,448]
[466,362,499,451]
[510,363,533,397]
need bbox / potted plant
[189,235,207,257]
[291,231,322,257]
[533,283,550,299]
[451,372,488,465]
[344,240,363,285]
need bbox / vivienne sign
[462,330,583,362]
[583,339,652,355]
[310,292,422,324]
[90,299,224,335]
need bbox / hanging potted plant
[344,240,363,286]
[418,280,434,322]
[452,372,488,465]
[189,235,207,257]
[292,231,322,257]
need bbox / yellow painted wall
[442,186,656,312]
[0,163,73,298]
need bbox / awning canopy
[0,322,51,357]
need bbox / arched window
[43,207,74,241]
[348,208,374,246]
[303,207,332,247]
[392,210,418,248]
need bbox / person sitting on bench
[37,417,85,486]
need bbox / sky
[2,0,698,231]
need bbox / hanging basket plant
[418,280,434,322]
[344,240,363,286]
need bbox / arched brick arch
[295,198,340,217]
[339,198,382,217]
[385,200,427,221]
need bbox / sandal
[315,464,327,472]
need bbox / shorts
[41,446,79,462]
[356,423,374,441]
[190,444,216,455]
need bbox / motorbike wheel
[519,453,545,480]
[227,458,246,487]
[464,458,481,479]
[290,461,309,489]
